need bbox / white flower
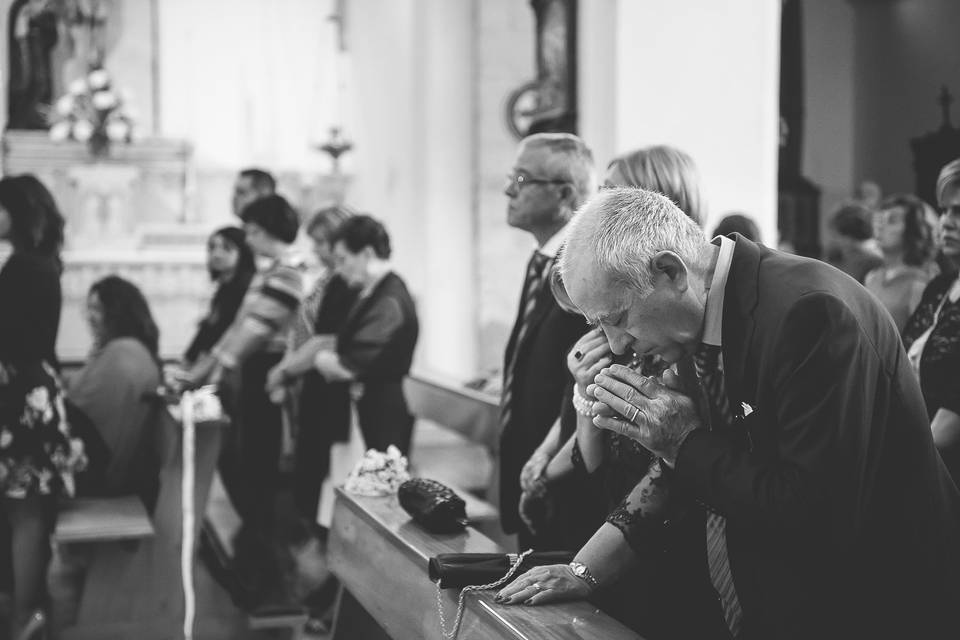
[49,121,71,142]
[0,429,11,449]
[92,91,117,110]
[88,69,110,89]
[56,95,75,115]
[26,387,50,413]
[72,119,94,141]
[68,77,88,95]
[105,119,129,142]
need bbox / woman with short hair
[864,194,936,331]
[903,159,960,485]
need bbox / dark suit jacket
[499,260,584,536]
[675,236,960,640]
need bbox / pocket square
[740,401,755,417]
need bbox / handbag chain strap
[435,548,533,639]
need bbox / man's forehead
[564,258,624,320]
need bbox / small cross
[939,85,954,129]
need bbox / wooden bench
[54,495,154,545]
[404,372,500,451]
[404,372,502,537]
[327,487,642,640]
[58,408,231,640]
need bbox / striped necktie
[694,343,744,638]
[500,252,551,429]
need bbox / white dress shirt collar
[702,235,736,348]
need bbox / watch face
[572,563,585,576]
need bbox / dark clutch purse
[428,551,574,589]
[398,478,469,533]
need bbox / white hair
[560,187,708,295]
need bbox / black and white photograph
[0,1,959,639]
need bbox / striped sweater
[212,250,306,369]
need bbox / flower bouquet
[344,445,411,496]
[48,67,136,157]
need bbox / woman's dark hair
[831,203,875,241]
[330,214,392,259]
[712,213,761,242]
[0,174,66,266]
[239,194,300,244]
[207,226,256,280]
[879,194,935,267]
[89,275,160,361]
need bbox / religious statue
[7,0,59,129]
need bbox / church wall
[802,0,855,231]
[580,0,782,243]
[852,0,960,202]
[473,0,537,374]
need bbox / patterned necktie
[694,343,744,638]
[500,252,551,429]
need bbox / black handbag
[428,551,574,589]
[398,478,469,533]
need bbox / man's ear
[650,251,688,292]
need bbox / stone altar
[2,130,209,361]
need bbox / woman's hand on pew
[494,564,593,606]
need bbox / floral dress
[0,252,86,499]
[0,362,87,498]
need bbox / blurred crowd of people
[0,169,419,637]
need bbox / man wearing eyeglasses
[498,132,598,550]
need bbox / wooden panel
[404,372,500,449]
[62,415,225,636]
[327,489,642,640]
[54,496,154,544]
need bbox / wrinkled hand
[495,564,593,606]
[588,364,703,465]
[567,328,612,396]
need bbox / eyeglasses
[506,172,569,189]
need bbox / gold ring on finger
[627,405,640,423]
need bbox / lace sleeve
[607,458,673,553]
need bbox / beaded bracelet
[571,385,596,417]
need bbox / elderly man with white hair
[499,187,960,640]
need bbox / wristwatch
[568,561,600,589]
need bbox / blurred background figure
[313,214,419,455]
[67,276,163,507]
[178,193,306,608]
[711,212,761,242]
[183,227,256,367]
[825,202,883,283]
[903,158,960,486]
[0,174,82,640]
[864,194,936,331]
[231,168,276,219]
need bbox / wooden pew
[404,371,502,527]
[404,372,500,451]
[327,488,643,640]
[59,407,227,640]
